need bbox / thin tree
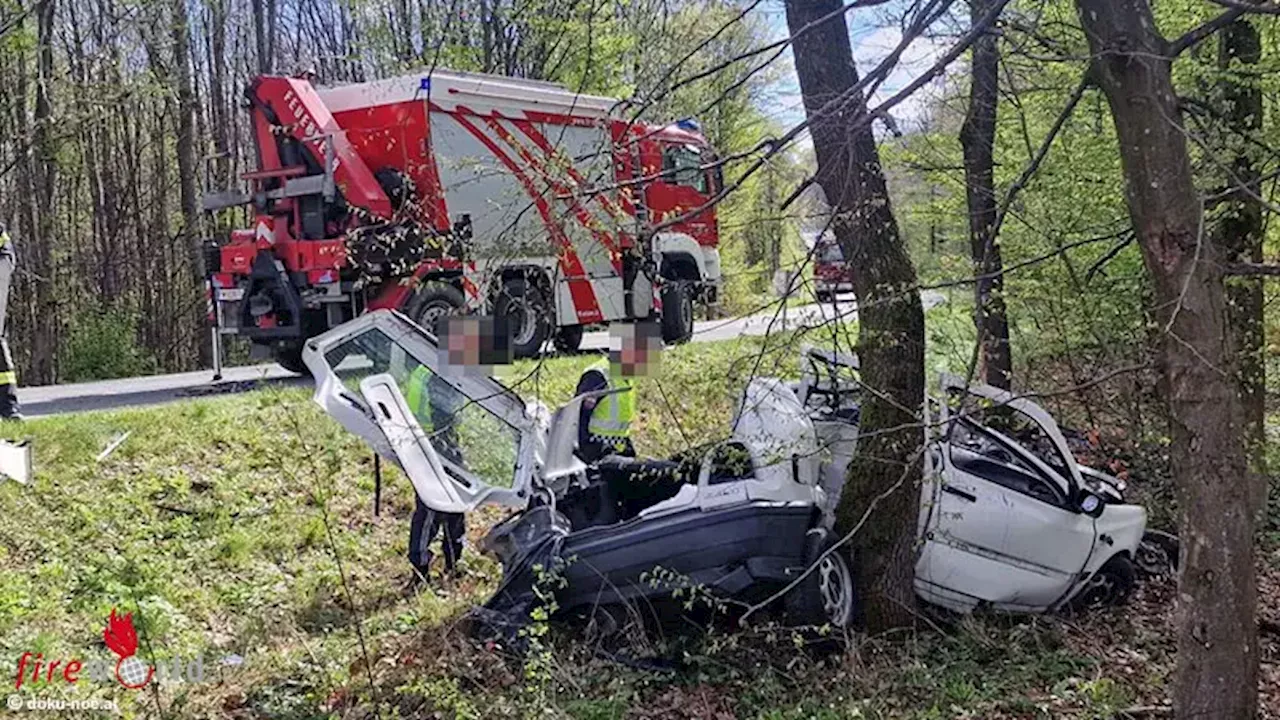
[1075,1,1257,718]
[171,0,206,363]
[959,0,1011,389]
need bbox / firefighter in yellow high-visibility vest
[399,314,507,585]
[0,222,19,421]
[402,361,465,580]
[575,323,660,462]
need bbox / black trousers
[0,253,17,419]
[408,495,465,573]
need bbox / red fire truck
[204,69,725,371]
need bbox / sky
[754,0,960,147]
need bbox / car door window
[948,420,1065,507]
[322,326,521,489]
[949,391,1074,488]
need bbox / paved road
[18,291,944,417]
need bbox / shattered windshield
[324,327,521,489]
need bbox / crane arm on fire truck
[243,76,395,222]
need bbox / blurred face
[438,315,512,374]
[439,316,481,369]
[610,323,661,377]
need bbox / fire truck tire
[273,342,310,376]
[496,278,550,358]
[553,325,584,353]
[660,281,694,344]
[407,281,465,332]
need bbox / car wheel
[553,325,584,354]
[815,290,832,304]
[786,541,856,629]
[1070,555,1137,611]
[1135,530,1179,577]
[407,280,465,333]
[660,281,694,344]
[495,278,550,358]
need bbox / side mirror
[1078,490,1106,517]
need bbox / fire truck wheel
[553,325,584,353]
[660,281,694,344]
[408,281,465,332]
[496,278,550,357]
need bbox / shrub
[60,309,156,382]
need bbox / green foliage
[59,309,158,382]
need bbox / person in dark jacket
[0,222,20,421]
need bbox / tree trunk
[1075,2,1257,718]
[959,0,1011,389]
[252,0,269,74]
[171,0,207,365]
[784,0,925,631]
[265,0,278,74]
[1214,19,1266,517]
[30,0,58,384]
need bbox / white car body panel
[303,310,541,512]
[797,348,1147,614]
[733,377,821,504]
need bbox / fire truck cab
[204,69,724,371]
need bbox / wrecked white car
[303,310,856,638]
[796,347,1149,613]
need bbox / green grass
[0,320,1178,718]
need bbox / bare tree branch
[1168,6,1249,56]
[1224,262,1280,276]
[1208,0,1280,14]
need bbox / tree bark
[1214,19,1266,517]
[170,0,207,365]
[959,0,1011,389]
[252,0,270,74]
[1075,2,1257,718]
[207,0,230,174]
[30,0,58,384]
[784,0,925,631]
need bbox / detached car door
[917,376,1098,612]
[303,310,539,513]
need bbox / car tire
[1070,555,1137,611]
[660,281,694,344]
[786,538,856,629]
[1135,530,1180,577]
[272,342,310,376]
[553,325,584,354]
[407,280,465,333]
[815,290,832,304]
[495,277,550,358]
